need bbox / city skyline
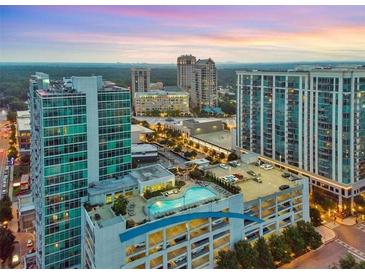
[1,6,365,63]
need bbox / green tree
[268,234,292,264]
[339,253,358,269]
[253,237,275,268]
[6,111,17,123]
[234,240,258,268]
[283,226,307,257]
[7,145,18,160]
[0,227,15,264]
[173,145,182,153]
[111,195,128,216]
[0,195,13,223]
[227,152,238,161]
[141,121,150,128]
[189,169,204,180]
[216,250,240,269]
[310,206,322,227]
[296,221,322,250]
[358,260,365,269]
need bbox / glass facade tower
[236,68,365,185]
[30,74,131,268]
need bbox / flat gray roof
[131,124,154,134]
[88,175,138,197]
[194,130,233,151]
[18,194,35,213]
[130,164,174,183]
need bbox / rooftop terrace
[207,162,303,202]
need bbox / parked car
[288,175,299,181]
[212,218,225,226]
[254,177,263,183]
[174,234,187,243]
[229,161,240,167]
[279,185,290,191]
[174,255,186,264]
[135,242,146,248]
[192,246,205,255]
[260,164,273,170]
[233,173,244,180]
[219,164,229,170]
[27,239,33,247]
[281,172,291,178]
[247,170,257,177]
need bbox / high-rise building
[29,74,131,268]
[131,67,151,94]
[191,58,218,110]
[236,67,365,200]
[177,54,196,90]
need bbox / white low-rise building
[134,90,189,116]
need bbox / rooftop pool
[148,186,218,216]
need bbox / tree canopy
[0,227,15,263]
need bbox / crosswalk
[355,223,365,233]
[334,239,365,261]
[323,221,339,229]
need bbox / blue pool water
[148,187,217,215]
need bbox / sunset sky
[1,5,365,63]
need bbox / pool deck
[124,181,226,223]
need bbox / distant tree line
[0,64,239,110]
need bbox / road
[0,115,10,199]
[282,222,365,268]
[8,205,36,269]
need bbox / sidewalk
[315,225,336,244]
[336,217,357,226]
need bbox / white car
[192,246,205,255]
[174,255,186,263]
[219,164,229,170]
[27,239,33,247]
[261,164,273,170]
[135,242,146,248]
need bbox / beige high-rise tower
[191,58,217,110]
[177,54,196,90]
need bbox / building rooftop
[163,86,183,92]
[131,124,154,134]
[17,110,30,118]
[18,194,35,213]
[130,164,174,183]
[206,162,303,202]
[132,143,157,153]
[194,130,233,151]
[17,112,31,132]
[88,205,124,228]
[88,175,138,197]
[196,58,215,66]
[136,90,188,96]
[237,66,365,75]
